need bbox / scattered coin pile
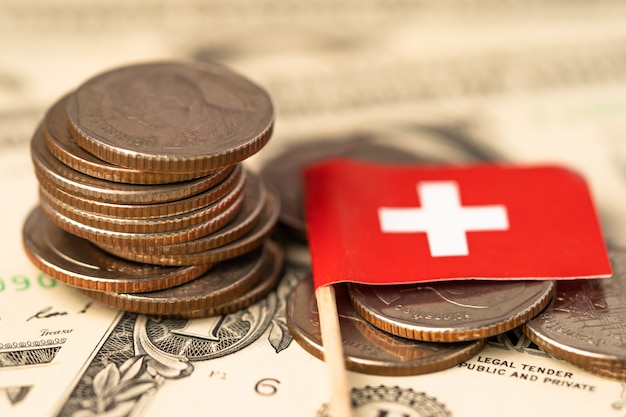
[263,141,617,379]
[22,61,283,318]
[523,247,626,381]
[287,276,555,377]
[287,278,488,377]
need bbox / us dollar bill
[3,186,626,417]
[2,1,626,416]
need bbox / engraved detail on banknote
[58,265,302,417]
[611,383,626,414]
[0,339,66,351]
[488,328,553,359]
[316,385,451,417]
[267,260,310,353]
[1,386,32,406]
[0,346,62,368]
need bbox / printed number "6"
[255,378,281,396]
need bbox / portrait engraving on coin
[97,68,251,149]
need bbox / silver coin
[523,248,626,379]
[40,189,243,248]
[259,137,432,235]
[350,280,555,342]
[38,168,246,234]
[95,179,280,265]
[22,206,211,293]
[41,164,241,219]
[103,169,266,256]
[43,94,214,184]
[79,240,283,319]
[31,126,227,204]
[287,279,486,376]
[67,61,274,173]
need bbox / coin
[67,61,274,173]
[287,279,486,376]
[171,240,284,319]
[96,179,280,265]
[260,136,432,235]
[523,248,626,380]
[40,188,243,248]
[32,127,228,204]
[22,206,211,293]
[38,168,246,234]
[78,240,282,318]
[43,94,214,184]
[40,164,241,219]
[350,280,556,342]
[105,169,266,256]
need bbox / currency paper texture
[2,1,626,416]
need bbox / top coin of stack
[23,61,284,318]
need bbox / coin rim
[38,169,246,234]
[39,189,244,247]
[287,279,486,376]
[43,94,217,184]
[96,179,280,265]
[170,239,284,319]
[32,127,228,204]
[66,61,274,173]
[22,206,212,293]
[79,240,282,317]
[99,171,266,256]
[40,164,238,219]
[349,281,556,342]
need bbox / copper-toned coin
[40,189,243,248]
[350,280,555,342]
[22,206,211,293]
[523,248,626,380]
[107,169,266,256]
[79,240,283,318]
[43,94,214,184]
[38,168,246,234]
[31,127,226,204]
[42,162,240,219]
[171,240,284,319]
[287,279,486,376]
[96,179,280,265]
[260,137,431,235]
[67,61,274,173]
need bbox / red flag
[304,159,611,288]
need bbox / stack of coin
[22,61,284,318]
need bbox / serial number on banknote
[0,273,57,292]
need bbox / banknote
[2,165,625,417]
[2,1,626,416]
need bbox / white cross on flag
[304,159,612,288]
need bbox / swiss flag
[304,159,612,288]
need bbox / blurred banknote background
[1,1,626,416]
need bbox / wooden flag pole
[315,284,354,417]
